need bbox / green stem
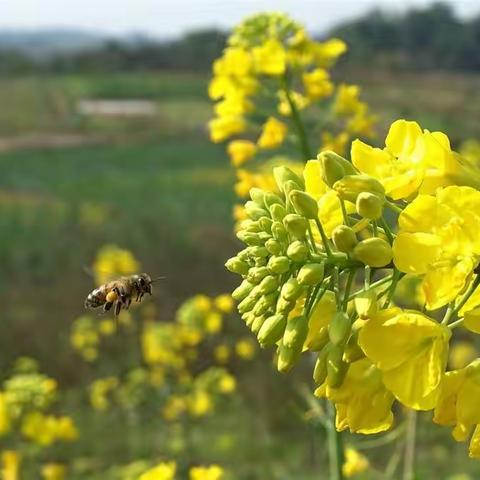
[403,410,417,480]
[443,274,480,325]
[348,273,395,301]
[343,269,356,311]
[378,216,395,244]
[307,222,319,253]
[384,269,402,308]
[327,401,344,480]
[340,198,350,227]
[385,200,403,214]
[314,218,332,257]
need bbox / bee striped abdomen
[85,286,107,308]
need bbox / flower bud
[353,237,393,268]
[344,329,365,363]
[283,180,303,196]
[251,314,267,334]
[329,311,351,346]
[239,219,260,232]
[289,190,318,219]
[283,214,308,240]
[354,289,378,319]
[237,248,252,262]
[259,216,273,233]
[258,232,271,242]
[270,203,287,222]
[280,278,303,301]
[232,280,254,301]
[225,257,249,275]
[318,150,355,187]
[258,275,279,295]
[333,174,385,203]
[247,246,269,258]
[276,296,296,315]
[286,241,309,263]
[258,314,287,347]
[264,191,284,209]
[249,187,266,206]
[327,345,348,388]
[273,166,305,192]
[242,312,255,327]
[253,292,277,316]
[264,239,281,255]
[356,192,384,220]
[238,293,258,314]
[245,200,269,220]
[283,315,309,350]
[313,344,331,384]
[247,266,270,284]
[267,256,290,274]
[331,225,358,253]
[271,221,288,242]
[255,257,267,267]
[297,263,324,286]
[277,342,301,373]
[236,230,262,246]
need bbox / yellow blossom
[93,244,140,286]
[41,463,66,480]
[1,451,20,480]
[209,116,247,143]
[218,373,236,394]
[252,38,286,75]
[342,447,369,477]
[235,338,256,359]
[214,294,234,313]
[227,140,256,167]
[214,344,231,364]
[188,390,213,417]
[205,312,222,334]
[320,132,350,156]
[257,117,287,149]
[140,461,177,480]
[334,84,362,116]
[303,68,334,100]
[189,465,224,480]
[0,394,11,436]
[278,90,309,116]
[312,38,347,68]
[162,396,187,421]
[450,342,478,370]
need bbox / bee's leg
[104,302,113,312]
[118,286,128,304]
[126,298,132,310]
[114,301,122,317]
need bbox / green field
[1,70,480,479]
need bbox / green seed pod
[286,241,309,263]
[258,275,279,295]
[245,201,269,220]
[264,191,284,209]
[236,230,262,246]
[280,278,303,301]
[271,221,288,243]
[344,329,365,363]
[353,237,393,268]
[329,311,351,346]
[232,280,254,301]
[327,345,348,388]
[258,314,287,347]
[273,166,305,192]
[249,187,266,206]
[270,203,287,222]
[283,214,308,240]
[276,296,296,315]
[313,344,331,384]
[247,246,269,258]
[251,314,267,334]
[225,257,249,275]
[267,256,290,274]
[331,225,358,253]
[238,293,258,314]
[297,263,324,286]
[289,190,319,219]
[265,238,282,256]
[354,289,378,319]
[333,174,385,203]
[283,315,309,351]
[277,342,301,373]
[356,192,384,220]
[259,216,273,233]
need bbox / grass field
[1,69,480,479]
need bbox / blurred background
[0,0,480,478]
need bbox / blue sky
[0,0,478,37]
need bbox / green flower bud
[247,246,269,258]
[245,200,269,220]
[242,312,255,328]
[271,221,288,243]
[333,174,385,203]
[265,239,283,255]
[238,293,258,314]
[239,219,260,232]
[354,289,378,319]
[258,275,279,295]
[317,151,351,187]
[356,192,384,220]
[258,232,271,242]
[313,344,331,384]
[280,278,303,301]
[286,241,309,263]
[249,187,266,206]
[255,257,267,267]
[270,203,287,222]
[276,296,296,315]
[344,329,365,363]
[289,190,318,219]
[273,166,305,192]
[353,237,393,268]
[283,315,309,350]
[283,214,308,240]
[237,248,252,262]
[257,314,287,347]
[264,191,284,209]
[232,280,255,301]
[247,266,270,283]
[267,256,290,274]
[283,180,302,196]
[297,263,324,286]
[327,345,347,388]
[253,292,277,316]
[329,311,351,346]
[277,342,301,373]
[225,257,249,275]
[236,230,262,246]
[259,216,273,233]
[251,314,267,334]
[331,225,358,253]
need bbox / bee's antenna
[151,276,166,283]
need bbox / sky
[0,0,478,38]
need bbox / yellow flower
[214,344,231,364]
[140,461,176,480]
[358,308,450,410]
[89,377,119,411]
[188,390,213,417]
[433,361,480,458]
[257,117,287,149]
[333,84,362,116]
[320,132,350,156]
[218,373,236,394]
[235,338,256,359]
[315,358,394,434]
[278,90,309,116]
[1,450,20,480]
[99,319,115,336]
[227,140,256,167]
[450,342,478,370]
[252,38,286,75]
[346,104,376,137]
[0,393,11,436]
[93,244,140,286]
[21,412,77,446]
[342,447,369,477]
[41,463,66,480]
[205,312,222,334]
[214,294,234,313]
[162,396,187,421]
[393,186,480,310]
[235,169,277,199]
[214,92,253,118]
[189,465,224,480]
[209,116,247,143]
[311,38,347,68]
[302,68,333,100]
[304,291,336,351]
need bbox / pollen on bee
[106,291,118,303]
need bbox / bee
[84,273,161,316]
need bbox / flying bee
[84,273,162,316]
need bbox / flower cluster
[226,118,480,457]
[139,461,224,480]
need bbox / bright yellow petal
[434,369,466,426]
[304,160,328,200]
[351,139,392,179]
[393,232,441,274]
[385,119,422,158]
